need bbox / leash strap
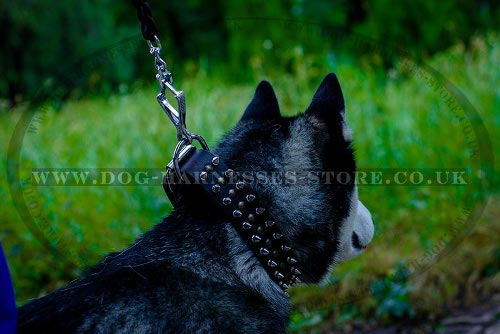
[163,148,301,292]
[132,0,159,41]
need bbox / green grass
[1,33,498,330]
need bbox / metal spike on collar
[281,245,291,252]
[247,214,255,222]
[235,181,245,190]
[228,189,236,197]
[222,198,231,206]
[265,220,275,227]
[255,207,265,215]
[282,283,289,289]
[212,184,220,193]
[275,271,285,280]
[233,210,242,218]
[273,233,283,240]
[200,171,208,181]
[205,165,214,173]
[293,268,301,275]
[224,169,233,178]
[217,177,225,185]
[238,201,245,210]
[246,194,256,202]
[260,247,269,255]
[211,156,220,166]
[287,257,298,264]
[268,260,277,267]
[242,222,252,230]
[252,235,261,243]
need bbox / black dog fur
[18,73,370,334]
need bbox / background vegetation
[1,0,498,332]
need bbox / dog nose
[352,232,364,250]
[352,231,370,251]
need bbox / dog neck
[158,207,291,320]
[165,149,302,293]
[225,224,291,312]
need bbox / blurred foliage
[0,0,498,331]
[1,33,498,330]
[370,262,415,323]
[0,0,498,104]
[0,0,226,103]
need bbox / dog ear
[241,80,280,121]
[306,73,345,124]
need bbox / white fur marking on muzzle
[338,196,374,262]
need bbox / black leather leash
[132,0,159,41]
[132,1,301,292]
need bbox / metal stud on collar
[256,207,266,215]
[265,220,275,227]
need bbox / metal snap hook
[156,85,190,142]
[147,35,162,55]
[144,33,210,178]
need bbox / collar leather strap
[163,147,301,292]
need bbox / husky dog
[18,73,374,333]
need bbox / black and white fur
[18,73,374,334]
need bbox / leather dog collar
[163,146,301,292]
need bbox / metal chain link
[146,36,191,143]
[133,0,209,180]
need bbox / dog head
[215,73,374,284]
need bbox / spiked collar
[163,146,301,293]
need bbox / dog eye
[352,232,362,249]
